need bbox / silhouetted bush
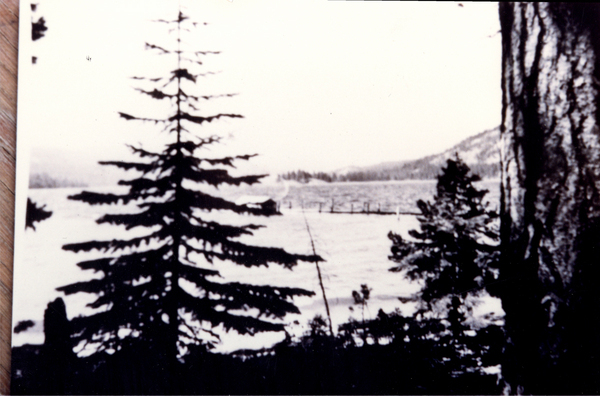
[25,198,52,230]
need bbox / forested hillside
[280,127,499,182]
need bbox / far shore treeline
[31,161,500,188]
[29,127,500,188]
[279,161,499,183]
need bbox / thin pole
[302,210,334,336]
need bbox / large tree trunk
[498,3,600,394]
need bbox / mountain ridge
[281,127,500,183]
[30,127,501,188]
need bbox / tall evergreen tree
[58,10,316,372]
[388,157,499,370]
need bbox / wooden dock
[278,201,420,216]
[327,210,420,216]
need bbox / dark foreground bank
[12,313,504,395]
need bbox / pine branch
[195,71,221,77]
[118,112,169,124]
[134,88,174,100]
[170,68,196,82]
[76,245,173,273]
[145,42,170,54]
[62,230,168,253]
[68,190,160,206]
[182,219,263,240]
[153,18,178,24]
[130,76,164,82]
[201,238,320,269]
[187,93,238,101]
[194,50,221,55]
[118,176,173,195]
[201,154,257,167]
[178,274,314,318]
[180,293,285,335]
[97,202,175,229]
[182,167,266,186]
[165,72,223,88]
[171,111,244,125]
[182,189,268,215]
[76,257,113,272]
[177,261,221,278]
[195,135,222,148]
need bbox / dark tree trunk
[498,3,600,394]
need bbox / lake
[212,178,501,213]
[12,179,503,352]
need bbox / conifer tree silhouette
[58,10,316,372]
[388,156,499,371]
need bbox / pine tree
[58,10,316,372]
[388,156,499,371]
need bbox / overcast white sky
[17,0,502,177]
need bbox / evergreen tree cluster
[278,169,339,183]
[279,161,499,183]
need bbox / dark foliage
[387,156,500,374]
[56,10,317,383]
[12,309,504,394]
[12,299,75,395]
[43,298,74,393]
[25,198,52,230]
[337,308,504,377]
[279,169,340,183]
[279,162,499,183]
[30,4,46,63]
[13,320,34,334]
[389,157,499,305]
[31,17,47,41]
[350,283,371,324]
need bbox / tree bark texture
[499,3,600,394]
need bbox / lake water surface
[13,179,502,352]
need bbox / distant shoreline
[28,177,501,190]
[281,177,500,187]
